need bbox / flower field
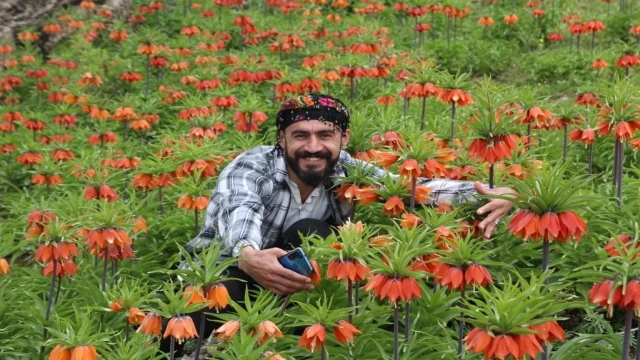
[1,0,640,359]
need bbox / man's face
[279,120,350,188]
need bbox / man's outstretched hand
[238,246,314,296]
[474,181,517,239]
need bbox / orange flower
[109,300,124,312]
[464,264,493,287]
[478,16,494,26]
[254,320,283,345]
[127,307,145,324]
[399,159,420,180]
[439,89,473,106]
[184,285,207,306]
[137,312,163,336]
[464,328,494,355]
[310,260,322,285]
[468,134,518,164]
[206,284,229,311]
[298,323,326,352]
[439,266,464,290]
[70,345,98,360]
[327,259,369,282]
[215,320,240,342]
[589,280,622,317]
[49,344,71,360]
[364,274,422,304]
[530,320,565,344]
[354,186,379,205]
[0,258,9,274]
[383,196,404,217]
[335,183,360,203]
[503,14,519,24]
[333,320,361,345]
[508,209,586,242]
[163,316,198,344]
[613,121,640,141]
[603,234,636,257]
[399,212,422,229]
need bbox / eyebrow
[290,129,337,136]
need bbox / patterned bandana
[276,94,350,133]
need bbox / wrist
[238,246,256,271]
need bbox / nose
[304,134,323,153]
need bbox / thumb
[474,181,490,195]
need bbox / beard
[284,147,339,188]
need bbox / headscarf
[275,94,350,133]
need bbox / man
[181,93,515,344]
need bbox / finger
[266,248,289,258]
[484,222,497,239]
[477,201,497,215]
[474,181,490,195]
[272,274,314,292]
[478,210,504,230]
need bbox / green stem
[393,304,399,360]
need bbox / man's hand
[238,246,314,296]
[474,181,517,239]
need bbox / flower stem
[321,346,327,360]
[145,55,150,97]
[562,124,568,162]
[409,177,417,211]
[170,336,176,360]
[195,209,199,236]
[347,279,353,324]
[125,321,130,343]
[393,304,399,360]
[588,144,593,174]
[159,186,164,215]
[615,140,624,207]
[194,312,206,360]
[489,163,494,189]
[45,261,58,321]
[457,287,465,358]
[635,317,640,360]
[623,307,633,360]
[420,96,427,131]
[450,102,456,143]
[354,281,359,315]
[101,249,109,292]
[527,123,532,151]
[542,239,550,273]
[404,302,410,343]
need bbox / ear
[341,129,351,148]
[277,130,286,149]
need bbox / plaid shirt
[185,146,479,262]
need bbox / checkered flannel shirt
[184,146,479,262]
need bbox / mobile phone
[278,247,314,276]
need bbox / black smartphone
[278,247,314,276]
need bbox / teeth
[306,157,320,161]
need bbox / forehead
[284,120,338,134]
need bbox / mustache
[294,150,332,160]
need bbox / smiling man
[178,93,515,349]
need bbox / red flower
[298,323,326,352]
[589,280,622,316]
[333,320,361,345]
[327,259,369,282]
[383,196,405,217]
[530,321,565,344]
[364,274,422,304]
[508,209,586,242]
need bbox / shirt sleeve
[186,155,273,258]
[339,151,479,206]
